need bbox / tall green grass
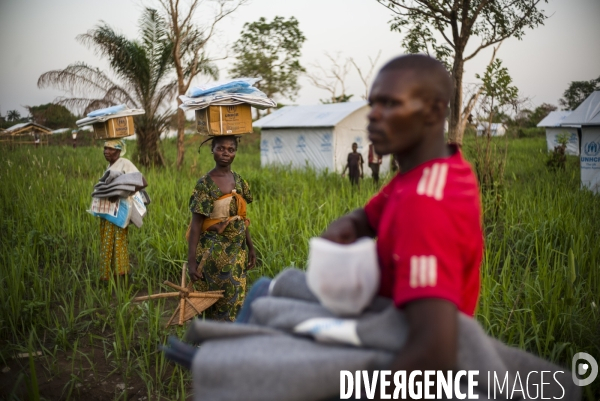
[0,136,598,399]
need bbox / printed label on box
[90,197,119,217]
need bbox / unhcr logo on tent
[260,139,269,155]
[354,136,364,151]
[321,133,332,152]
[273,137,283,154]
[296,135,307,153]
[584,141,600,156]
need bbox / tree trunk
[448,54,465,145]
[135,117,164,167]
[136,132,164,167]
[176,97,186,170]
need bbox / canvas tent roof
[561,91,600,127]
[254,101,368,129]
[4,122,52,135]
[537,111,573,127]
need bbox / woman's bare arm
[245,227,256,269]
[187,213,205,281]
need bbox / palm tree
[7,110,21,122]
[38,8,176,167]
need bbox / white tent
[561,91,600,193]
[476,123,506,137]
[254,101,391,174]
[537,111,579,155]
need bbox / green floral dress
[189,171,253,322]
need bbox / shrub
[546,132,570,170]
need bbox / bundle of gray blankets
[91,170,149,227]
[166,269,580,401]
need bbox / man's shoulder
[409,156,478,203]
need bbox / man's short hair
[380,54,452,104]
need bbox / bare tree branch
[306,53,353,103]
[350,51,382,100]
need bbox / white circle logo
[572,352,598,386]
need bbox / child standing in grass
[322,54,483,395]
[341,142,364,186]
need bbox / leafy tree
[528,103,556,126]
[26,103,77,129]
[159,0,246,169]
[476,58,519,135]
[6,110,21,122]
[472,59,517,198]
[230,16,306,104]
[559,76,600,110]
[38,8,176,167]
[377,0,549,145]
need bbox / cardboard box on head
[93,116,135,139]
[196,104,253,136]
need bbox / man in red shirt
[322,54,483,383]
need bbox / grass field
[1,134,599,400]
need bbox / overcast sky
[1,0,599,119]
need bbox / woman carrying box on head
[98,140,147,280]
[186,135,256,322]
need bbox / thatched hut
[1,122,52,146]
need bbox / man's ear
[423,98,447,126]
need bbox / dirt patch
[0,342,188,400]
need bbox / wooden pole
[188,293,224,299]
[178,298,186,325]
[163,281,189,293]
[167,305,180,327]
[132,293,180,302]
[185,298,203,315]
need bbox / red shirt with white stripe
[364,148,483,316]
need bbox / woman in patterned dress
[186,136,256,322]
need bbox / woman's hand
[247,247,257,270]
[245,227,256,270]
[187,259,203,281]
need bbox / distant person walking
[342,142,364,186]
[368,143,382,184]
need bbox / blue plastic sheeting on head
[189,81,251,98]
[187,78,261,98]
[88,104,127,117]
